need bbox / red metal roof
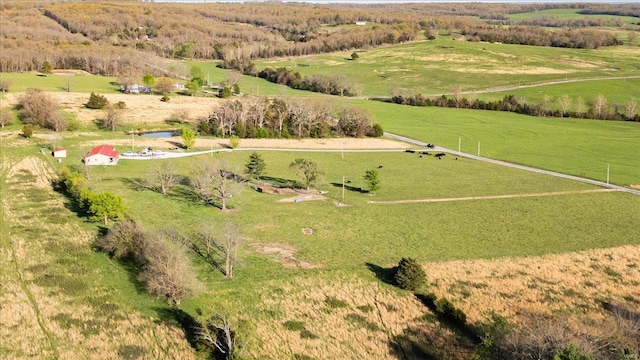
[85,144,119,158]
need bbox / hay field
[0,155,196,359]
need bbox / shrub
[96,218,145,262]
[394,257,427,291]
[86,92,109,109]
[283,320,305,331]
[22,124,33,138]
[553,344,594,360]
[369,123,384,137]
[229,135,240,149]
[435,297,467,325]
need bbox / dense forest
[1,1,638,75]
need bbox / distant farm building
[355,21,366,26]
[122,84,151,94]
[83,145,119,165]
[52,147,67,158]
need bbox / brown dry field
[3,91,220,126]
[0,155,196,359]
[253,245,640,359]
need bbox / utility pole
[477,141,480,156]
[342,175,345,203]
[458,137,461,155]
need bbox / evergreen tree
[86,92,109,109]
[394,257,427,291]
[363,169,380,194]
[245,152,266,179]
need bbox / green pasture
[0,72,119,93]
[253,37,640,97]
[76,149,640,273]
[509,8,640,29]
[166,59,315,97]
[352,100,640,186]
[473,77,640,109]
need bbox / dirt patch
[278,194,326,203]
[8,156,56,189]
[301,227,313,235]
[254,243,319,269]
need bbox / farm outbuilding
[52,147,67,158]
[83,145,119,166]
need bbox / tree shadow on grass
[120,261,148,296]
[257,175,296,188]
[331,182,365,193]
[153,307,201,350]
[167,184,201,204]
[121,177,150,192]
[388,333,441,360]
[365,262,396,286]
[414,293,481,345]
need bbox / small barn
[83,145,119,166]
[52,147,67,158]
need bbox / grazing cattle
[378,165,383,169]
[406,149,416,153]
[435,153,446,159]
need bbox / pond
[139,131,179,138]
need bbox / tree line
[386,93,639,122]
[198,97,383,139]
[461,25,622,49]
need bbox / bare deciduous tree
[138,229,203,306]
[149,162,179,196]
[625,100,637,120]
[218,222,243,278]
[103,104,123,131]
[198,314,238,359]
[18,88,66,131]
[0,107,14,128]
[338,105,373,137]
[452,86,463,108]
[0,80,11,93]
[95,217,145,262]
[190,159,243,211]
[590,94,609,119]
[556,95,572,115]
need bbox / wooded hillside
[1,1,638,75]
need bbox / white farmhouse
[83,145,120,166]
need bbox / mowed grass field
[351,100,640,186]
[79,149,640,271]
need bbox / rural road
[384,132,640,196]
